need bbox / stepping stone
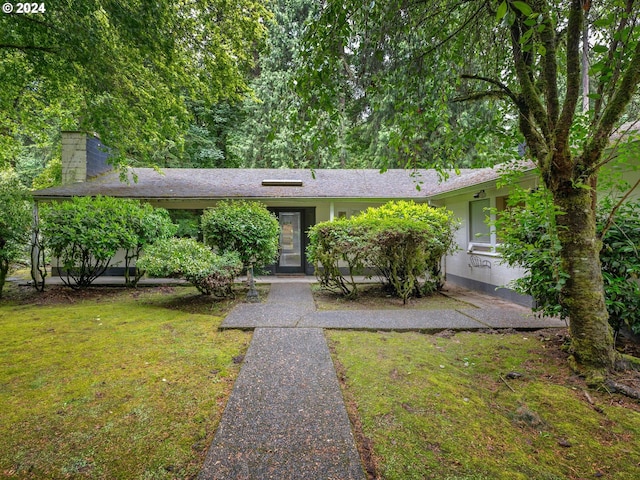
[266,282,315,306]
[221,304,311,329]
[220,283,315,329]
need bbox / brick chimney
[61,132,87,184]
[61,131,113,184]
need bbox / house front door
[269,207,315,275]
[277,211,303,273]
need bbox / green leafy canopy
[0,0,271,167]
[0,169,32,297]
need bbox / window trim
[467,195,510,256]
[469,198,491,244]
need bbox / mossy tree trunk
[508,0,640,375]
[0,256,8,298]
[551,177,616,373]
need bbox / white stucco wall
[432,175,539,306]
[599,164,640,202]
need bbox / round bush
[201,200,279,270]
[308,200,458,302]
[138,237,243,296]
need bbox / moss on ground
[0,285,257,479]
[328,330,640,480]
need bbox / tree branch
[416,2,486,59]
[532,0,561,127]
[588,121,640,173]
[12,12,56,30]
[518,107,548,168]
[583,34,640,169]
[459,74,519,103]
[593,0,636,123]
[509,17,551,147]
[599,177,640,239]
[556,0,582,147]
[452,90,510,102]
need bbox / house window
[469,199,490,245]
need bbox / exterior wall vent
[261,179,303,186]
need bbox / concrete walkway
[199,282,566,479]
[198,283,365,480]
[221,283,566,331]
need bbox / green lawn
[3,282,639,479]
[328,330,640,480]
[0,285,255,479]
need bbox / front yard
[0,284,255,479]
[329,329,640,480]
[2,281,639,479]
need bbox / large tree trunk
[0,257,8,299]
[552,180,617,378]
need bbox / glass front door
[278,212,302,271]
[268,207,314,275]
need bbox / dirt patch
[2,283,269,315]
[313,283,472,311]
[617,329,640,358]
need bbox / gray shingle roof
[427,161,537,197]
[32,164,538,201]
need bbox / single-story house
[32,132,639,306]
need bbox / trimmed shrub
[0,170,32,298]
[39,196,175,289]
[356,201,458,299]
[201,200,279,271]
[308,201,458,303]
[137,238,243,296]
[307,220,369,298]
[122,204,177,286]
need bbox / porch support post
[30,203,42,286]
[330,201,335,221]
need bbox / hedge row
[40,196,177,288]
[38,197,279,297]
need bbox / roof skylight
[261,179,303,187]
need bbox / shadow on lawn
[3,284,130,305]
[139,284,271,315]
